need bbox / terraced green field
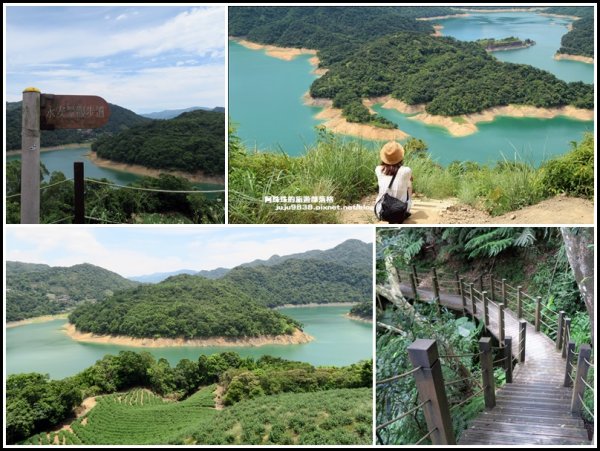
[182,388,373,445]
[22,387,372,445]
[22,387,217,445]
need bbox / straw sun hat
[380,141,405,165]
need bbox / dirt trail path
[340,195,593,224]
[214,385,225,410]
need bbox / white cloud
[115,13,128,21]
[6,64,225,111]
[7,7,225,68]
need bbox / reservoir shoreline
[6,313,69,329]
[87,151,225,185]
[232,39,593,141]
[63,323,313,348]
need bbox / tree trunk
[560,228,594,343]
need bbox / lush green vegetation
[5,161,225,224]
[376,227,593,444]
[476,37,535,50]
[230,129,594,223]
[6,102,151,151]
[8,351,372,445]
[69,275,303,339]
[558,17,593,58]
[92,109,225,176]
[22,387,217,446]
[377,299,489,444]
[185,388,372,445]
[350,301,373,320]
[229,6,453,66]
[222,258,371,307]
[544,6,593,58]
[378,227,591,341]
[230,7,592,126]
[6,262,138,322]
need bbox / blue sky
[5,227,373,277]
[5,6,225,113]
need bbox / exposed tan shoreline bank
[231,37,327,75]
[416,13,470,21]
[374,96,593,137]
[234,38,593,141]
[87,151,225,185]
[276,302,358,309]
[63,323,313,348]
[7,313,69,329]
[554,53,594,64]
[6,143,91,156]
[345,313,373,324]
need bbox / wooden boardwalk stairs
[383,267,593,445]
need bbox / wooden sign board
[40,94,110,130]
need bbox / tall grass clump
[228,123,593,223]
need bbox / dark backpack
[375,171,409,224]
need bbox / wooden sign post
[20,88,41,224]
[20,90,110,223]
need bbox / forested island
[67,275,308,345]
[6,262,138,322]
[476,36,535,52]
[7,351,372,445]
[92,109,225,178]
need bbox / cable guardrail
[84,178,225,194]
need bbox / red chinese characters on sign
[40,94,111,130]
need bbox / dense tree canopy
[222,258,372,307]
[92,109,225,175]
[231,7,593,126]
[229,6,453,66]
[6,102,151,151]
[7,351,372,445]
[5,161,225,225]
[6,262,138,322]
[310,33,593,120]
[68,275,302,339]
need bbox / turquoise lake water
[229,12,594,165]
[7,146,224,193]
[6,306,373,379]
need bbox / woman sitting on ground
[374,141,413,224]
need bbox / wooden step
[466,419,589,440]
[489,406,581,419]
[476,411,583,428]
[459,429,590,445]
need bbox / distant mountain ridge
[5,101,151,151]
[6,261,139,322]
[141,106,225,120]
[131,239,371,283]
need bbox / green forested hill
[240,238,372,269]
[6,262,138,322]
[222,258,372,307]
[68,275,301,338]
[557,16,593,58]
[229,6,454,66]
[91,109,225,175]
[310,32,593,120]
[230,7,593,126]
[5,102,151,151]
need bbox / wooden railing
[376,337,514,445]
